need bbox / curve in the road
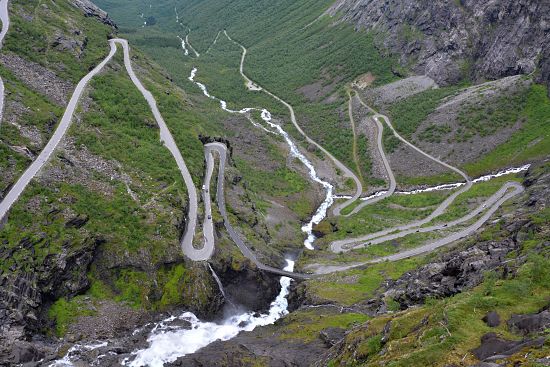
[0,0,11,128]
[309,181,523,274]
[0,38,211,262]
[113,38,208,261]
[334,91,397,216]
[223,31,363,210]
[329,93,476,251]
[196,31,526,275]
[205,142,309,279]
[0,42,118,222]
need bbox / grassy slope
[382,82,550,177]
[0,0,227,336]
[95,0,397,176]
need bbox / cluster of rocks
[70,0,116,28]
[382,236,521,309]
[327,0,550,95]
[0,235,102,364]
[469,307,550,366]
[0,54,73,106]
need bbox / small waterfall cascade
[207,263,227,299]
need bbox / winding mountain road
[0,38,211,262]
[190,31,526,277]
[329,94,476,251]
[0,42,117,223]
[309,181,524,274]
[205,142,308,279]
[335,91,397,216]
[223,31,363,209]
[0,0,10,127]
[113,38,208,261]
[0,22,528,283]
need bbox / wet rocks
[213,258,281,312]
[382,238,520,309]
[319,327,346,347]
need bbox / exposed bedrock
[328,0,550,94]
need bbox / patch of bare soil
[37,138,139,198]
[412,76,531,166]
[66,300,154,342]
[297,69,344,103]
[352,72,376,89]
[363,75,438,106]
[388,142,450,180]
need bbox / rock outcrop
[70,0,117,28]
[328,0,550,94]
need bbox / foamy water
[123,260,295,367]
[334,164,530,201]
[49,342,108,366]
[188,67,334,250]
[177,36,189,56]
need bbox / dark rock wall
[328,0,550,92]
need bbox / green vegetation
[305,259,421,305]
[384,86,460,147]
[418,124,452,143]
[327,235,550,366]
[280,310,370,341]
[465,84,550,176]
[456,90,527,141]
[433,175,523,224]
[6,0,112,83]
[96,0,399,175]
[356,134,374,182]
[318,190,451,243]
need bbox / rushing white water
[49,342,108,367]
[176,35,189,56]
[123,259,295,367]
[334,164,531,201]
[188,67,334,250]
[207,263,227,299]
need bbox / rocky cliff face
[328,0,550,92]
[71,0,116,28]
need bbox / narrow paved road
[204,32,526,277]
[224,31,363,208]
[0,42,118,223]
[309,181,524,274]
[0,38,207,263]
[205,142,308,279]
[0,0,11,127]
[330,95,475,251]
[113,38,206,261]
[335,91,397,216]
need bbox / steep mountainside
[0,0,549,365]
[0,1,283,363]
[328,0,550,92]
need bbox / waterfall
[122,259,296,367]
[207,263,226,299]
